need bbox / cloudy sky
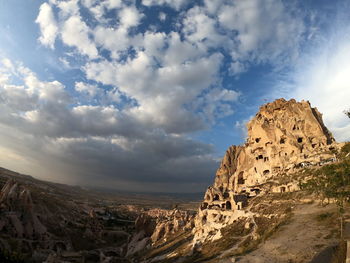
[0,0,349,193]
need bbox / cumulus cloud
[57,0,79,18]
[176,0,305,76]
[93,26,129,57]
[75,82,98,97]
[119,6,143,28]
[61,16,98,59]
[36,3,58,49]
[217,0,304,64]
[141,0,188,10]
[84,48,226,133]
[182,6,228,50]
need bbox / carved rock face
[204,99,337,209]
[214,99,335,192]
[193,99,339,245]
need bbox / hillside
[0,167,197,262]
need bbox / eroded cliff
[195,98,339,244]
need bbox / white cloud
[93,26,129,56]
[24,73,69,104]
[141,0,188,10]
[1,58,15,71]
[35,3,58,49]
[59,57,71,69]
[75,81,122,104]
[182,6,228,50]
[61,16,98,59]
[162,32,204,66]
[84,60,117,86]
[203,0,224,15]
[107,88,122,103]
[218,0,304,64]
[84,0,122,10]
[192,88,240,122]
[229,61,247,76]
[119,6,143,29]
[105,0,123,9]
[209,88,240,102]
[82,0,123,22]
[57,0,79,18]
[75,82,98,97]
[159,12,166,21]
[0,59,69,111]
[141,31,166,59]
[84,50,225,133]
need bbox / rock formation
[0,177,135,262]
[127,208,195,256]
[0,179,48,240]
[194,98,339,243]
[150,209,195,243]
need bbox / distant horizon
[0,0,350,193]
[0,165,205,197]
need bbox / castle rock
[194,98,339,243]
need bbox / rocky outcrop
[194,98,339,244]
[150,209,195,243]
[0,179,48,240]
[127,208,195,256]
[0,178,135,262]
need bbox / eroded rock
[194,98,340,244]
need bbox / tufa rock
[194,98,339,244]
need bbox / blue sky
[0,0,349,193]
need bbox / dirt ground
[235,203,340,263]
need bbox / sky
[0,0,350,193]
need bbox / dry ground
[235,202,340,263]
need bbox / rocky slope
[0,167,198,262]
[0,169,138,262]
[126,209,195,256]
